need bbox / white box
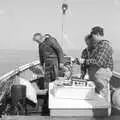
[49,82,110,117]
[53,81,95,100]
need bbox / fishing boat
[0,56,120,120]
[0,0,120,120]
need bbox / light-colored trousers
[88,66,112,99]
[95,68,112,98]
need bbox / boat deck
[2,108,120,120]
[2,115,120,120]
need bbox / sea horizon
[0,49,120,76]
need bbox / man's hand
[59,63,64,68]
[37,89,48,95]
[80,58,85,64]
[78,58,85,64]
[73,58,80,64]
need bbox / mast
[61,0,68,48]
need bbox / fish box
[53,81,95,100]
[49,82,110,117]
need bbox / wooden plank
[2,116,49,120]
[3,115,120,120]
[50,108,108,117]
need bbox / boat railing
[0,59,120,102]
[0,60,40,101]
[0,60,39,81]
[112,71,120,79]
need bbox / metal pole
[61,12,64,48]
[61,0,68,49]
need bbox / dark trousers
[37,59,58,115]
[44,58,58,88]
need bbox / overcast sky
[0,0,119,50]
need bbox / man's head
[44,34,51,38]
[33,33,43,44]
[91,26,104,41]
[44,34,51,40]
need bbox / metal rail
[112,71,120,79]
[0,60,120,88]
[0,60,40,82]
[0,60,40,101]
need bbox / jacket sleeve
[86,41,113,67]
[81,49,88,79]
[49,37,64,64]
[39,45,44,66]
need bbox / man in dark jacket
[33,33,64,88]
[33,33,64,115]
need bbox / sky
[0,0,120,51]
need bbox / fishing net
[0,76,16,101]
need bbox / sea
[0,49,120,76]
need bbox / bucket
[11,85,26,105]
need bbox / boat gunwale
[0,60,40,101]
[0,60,40,82]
